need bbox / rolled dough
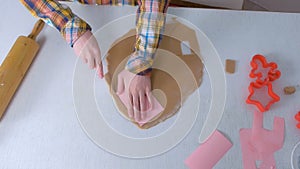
[283,86,296,95]
[104,22,203,129]
[225,59,236,74]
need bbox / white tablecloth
[1,1,300,168]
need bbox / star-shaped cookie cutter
[246,82,280,112]
[249,54,281,85]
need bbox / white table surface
[1,1,300,169]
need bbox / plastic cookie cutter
[294,111,300,129]
[249,54,281,85]
[246,82,280,112]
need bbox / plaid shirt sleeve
[20,0,137,47]
[20,0,169,75]
[20,0,94,47]
[125,0,169,75]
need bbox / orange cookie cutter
[294,112,300,129]
[246,82,280,112]
[249,54,281,85]
[246,54,281,112]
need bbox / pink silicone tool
[185,130,233,169]
[117,91,164,126]
[240,111,285,169]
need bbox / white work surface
[1,1,300,169]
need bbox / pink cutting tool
[185,130,232,169]
[240,111,285,169]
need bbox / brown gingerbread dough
[284,86,296,95]
[104,21,203,129]
[225,59,236,74]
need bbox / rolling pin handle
[27,19,45,40]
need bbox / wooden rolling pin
[0,20,45,120]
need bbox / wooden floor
[170,0,268,11]
[243,0,268,11]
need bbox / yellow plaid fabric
[20,0,169,74]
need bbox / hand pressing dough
[104,22,203,129]
[117,85,165,126]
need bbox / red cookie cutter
[249,54,281,85]
[246,82,280,112]
[294,112,300,129]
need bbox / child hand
[116,69,152,122]
[73,30,103,78]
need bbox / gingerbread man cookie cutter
[249,54,281,85]
[246,54,281,112]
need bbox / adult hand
[116,69,152,122]
[73,30,103,78]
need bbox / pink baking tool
[240,111,285,169]
[185,130,233,169]
[117,91,164,126]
